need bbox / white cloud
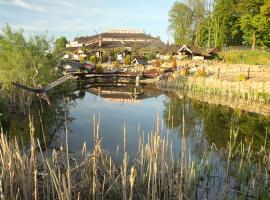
[40,0,73,8]
[0,0,45,11]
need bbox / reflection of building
[87,84,163,104]
[104,98,141,104]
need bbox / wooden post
[98,87,101,95]
[135,75,140,87]
[217,68,220,79]
[247,67,250,79]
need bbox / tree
[239,0,270,49]
[168,2,193,45]
[260,0,270,16]
[54,36,68,54]
[191,0,206,46]
[168,0,270,48]
[0,24,58,92]
[213,0,243,46]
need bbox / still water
[1,83,270,159]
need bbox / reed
[0,116,269,199]
[158,77,270,104]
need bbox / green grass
[218,50,270,65]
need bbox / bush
[155,59,161,67]
[101,54,109,63]
[145,52,157,61]
[179,69,190,76]
[195,69,207,77]
[112,61,121,68]
[80,57,85,63]
[89,55,99,64]
[168,55,173,62]
[236,74,248,81]
[96,64,104,74]
[124,55,131,65]
[171,57,177,68]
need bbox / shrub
[89,55,99,64]
[155,59,161,67]
[195,69,207,77]
[110,51,117,61]
[124,55,131,65]
[101,54,109,63]
[96,64,104,74]
[236,74,248,81]
[79,57,85,64]
[112,60,121,68]
[145,52,157,61]
[168,55,173,62]
[179,69,190,76]
[171,57,177,68]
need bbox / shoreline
[157,61,270,115]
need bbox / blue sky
[0,0,176,42]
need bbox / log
[12,75,73,93]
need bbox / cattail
[129,166,137,200]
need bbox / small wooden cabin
[178,45,211,60]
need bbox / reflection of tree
[0,81,78,148]
[0,96,75,148]
[192,101,270,149]
[163,92,270,150]
[163,93,199,136]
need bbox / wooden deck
[12,70,162,94]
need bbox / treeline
[168,0,270,49]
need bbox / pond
[1,82,270,198]
[1,83,270,158]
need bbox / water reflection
[164,93,270,150]
[1,83,269,157]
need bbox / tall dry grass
[0,115,269,199]
[218,50,270,65]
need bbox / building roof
[159,44,181,55]
[179,45,210,57]
[132,57,148,65]
[159,44,211,57]
[84,40,165,51]
[74,32,157,44]
[207,47,221,55]
[65,47,79,53]
[85,41,125,50]
[68,30,166,52]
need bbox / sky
[0,0,176,42]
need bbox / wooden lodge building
[64,29,165,61]
[158,44,219,61]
